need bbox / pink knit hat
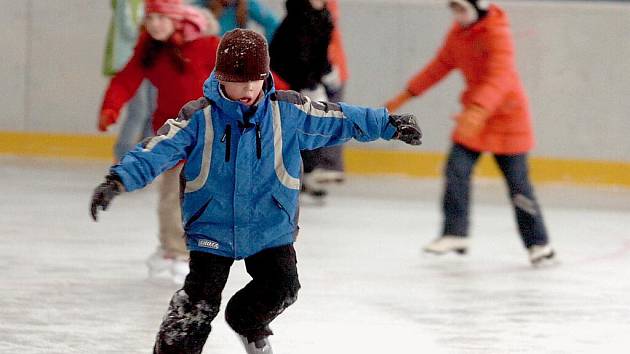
[145,0,208,42]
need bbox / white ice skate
[528,244,556,267]
[300,174,327,206]
[239,335,273,354]
[309,168,345,184]
[423,236,469,255]
[171,258,190,285]
[146,248,174,279]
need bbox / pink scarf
[145,0,208,42]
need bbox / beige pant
[157,164,188,259]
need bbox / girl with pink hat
[98,0,221,284]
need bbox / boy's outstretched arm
[280,93,422,150]
[90,102,206,221]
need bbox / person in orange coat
[385,0,555,266]
[326,0,349,87]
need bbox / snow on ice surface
[1,156,630,353]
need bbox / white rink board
[1,157,630,353]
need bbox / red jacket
[407,5,533,154]
[101,32,220,133]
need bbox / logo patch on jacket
[198,239,220,249]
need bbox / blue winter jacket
[112,72,397,259]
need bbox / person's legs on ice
[303,85,346,191]
[307,86,347,186]
[153,251,233,354]
[493,153,556,266]
[299,85,332,202]
[307,146,346,185]
[301,148,329,202]
[424,145,556,265]
[153,245,299,354]
[146,247,174,279]
[424,144,480,255]
[225,245,301,353]
[152,245,300,354]
[148,163,189,284]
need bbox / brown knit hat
[215,29,270,82]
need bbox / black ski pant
[153,244,300,354]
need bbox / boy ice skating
[385,0,555,266]
[90,29,422,353]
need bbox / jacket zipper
[221,124,232,162]
[255,123,262,160]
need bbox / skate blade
[299,193,327,207]
[422,248,468,256]
[531,252,559,268]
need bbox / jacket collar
[203,71,276,125]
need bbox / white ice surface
[1,156,630,353]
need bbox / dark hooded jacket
[269,0,334,91]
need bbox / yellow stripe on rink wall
[0,131,117,160]
[1,131,629,187]
[342,148,630,187]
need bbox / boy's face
[221,80,265,106]
[145,13,176,41]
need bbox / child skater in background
[385,0,556,266]
[98,0,220,284]
[190,0,280,42]
[269,0,341,199]
[304,0,352,188]
[91,29,422,354]
[102,0,156,162]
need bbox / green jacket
[103,0,144,76]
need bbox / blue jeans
[114,80,156,161]
[442,144,549,248]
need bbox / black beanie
[215,29,270,82]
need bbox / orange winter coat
[407,5,533,154]
[327,0,349,83]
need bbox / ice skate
[239,335,273,354]
[301,173,328,197]
[309,168,345,184]
[300,174,327,206]
[146,248,174,279]
[423,235,469,255]
[528,244,556,267]
[171,258,190,285]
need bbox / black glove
[90,173,123,221]
[389,114,422,146]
